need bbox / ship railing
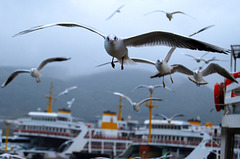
[85,134,131,140]
[84,145,127,150]
[132,139,200,146]
[14,129,78,138]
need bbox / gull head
[106,34,118,44]
[155,59,163,66]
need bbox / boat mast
[117,96,124,121]
[46,83,56,113]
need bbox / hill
[0,66,222,125]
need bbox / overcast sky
[0,0,240,87]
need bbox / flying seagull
[155,114,184,123]
[144,10,194,21]
[132,84,172,94]
[202,56,227,64]
[106,4,125,20]
[113,92,164,112]
[67,97,75,109]
[97,25,214,87]
[13,22,228,70]
[184,52,209,63]
[1,57,70,88]
[186,63,238,86]
[0,153,26,159]
[58,86,78,96]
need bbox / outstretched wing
[189,25,215,37]
[67,86,78,91]
[164,47,176,62]
[13,22,106,38]
[123,31,228,54]
[37,57,70,71]
[132,84,148,91]
[144,10,166,16]
[113,92,133,105]
[169,114,184,121]
[138,98,164,106]
[171,11,186,15]
[2,69,31,88]
[202,63,238,83]
[106,4,125,20]
[171,64,193,75]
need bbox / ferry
[6,83,138,159]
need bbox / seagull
[67,97,75,109]
[202,56,227,64]
[132,84,172,94]
[13,22,228,70]
[186,63,238,86]
[184,52,209,63]
[0,153,25,159]
[144,10,194,21]
[96,25,215,87]
[1,57,70,88]
[155,114,184,123]
[113,92,164,112]
[106,4,125,20]
[58,86,78,96]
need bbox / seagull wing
[164,25,214,63]
[202,63,238,83]
[37,57,70,71]
[184,53,197,60]
[123,31,228,54]
[144,10,166,16]
[13,22,106,38]
[132,84,148,91]
[200,52,209,59]
[2,69,31,88]
[158,114,169,120]
[189,25,215,37]
[171,64,193,75]
[171,11,186,15]
[169,114,184,121]
[113,92,133,105]
[67,86,78,91]
[131,58,155,65]
[138,98,164,106]
[172,11,195,20]
[67,98,75,108]
[58,90,67,96]
[164,47,176,62]
[106,5,125,20]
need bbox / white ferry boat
[116,116,224,159]
[9,84,138,159]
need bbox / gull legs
[111,57,115,68]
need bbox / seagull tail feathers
[188,76,208,86]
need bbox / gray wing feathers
[164,47,176,62]
[2,70,31,87]
[201,63,238,83]
[13,22,106,38]
[171,64,193,75]
[123,31,227,54]
[37,57,70,71]
[113,92,133,105]
[138,98,164,106]
[131,58,155,65]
